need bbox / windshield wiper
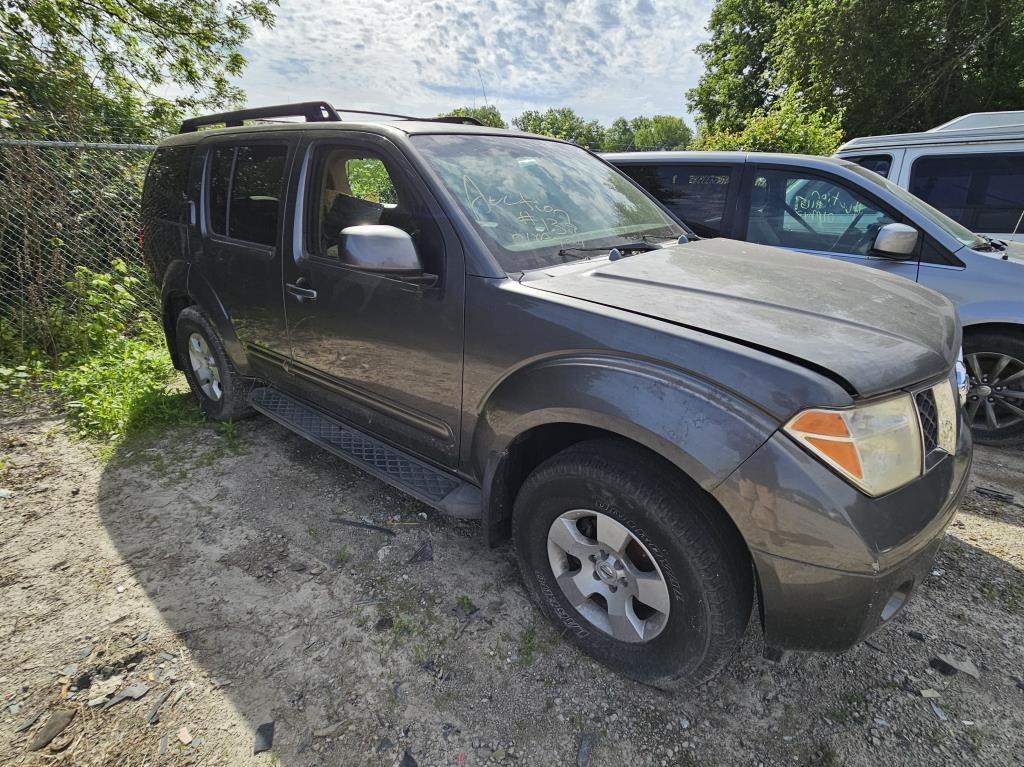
[557,241,659,260]
[973,236,1006,252]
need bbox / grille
[915,389,939,453]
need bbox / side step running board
[249,387,481,519]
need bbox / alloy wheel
[546,509,671,643]
[187,332,223,402]
[964,352,1024,431]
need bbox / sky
[233,0,715,127]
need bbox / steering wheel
[828,210,866,252]
[782,201,818,234]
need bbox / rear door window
[620,164,732,237]
[845,154,892,179]
[206,144,289,245]
[910,153,1024,234]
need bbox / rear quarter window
[142,146,194,223]
[620,164,732,237]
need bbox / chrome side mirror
[339,225,423,275]
[872,223,918,259]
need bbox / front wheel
[963,331,1024,446]
[512,439,752,689]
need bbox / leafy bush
[1,259,199,442]
[693,92,843,155]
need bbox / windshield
[845,163,986,249]
[412,134,686,271]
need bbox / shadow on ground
[91,417,1024,766]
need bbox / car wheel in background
[963,331,1024,446]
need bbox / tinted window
[412,135,685,272]
[308,146,444,275]
[621,164,731,236]
[229,146,288,244]
[846,154,892,178]
[208,147,233,236]
[910,153,1024,234]
[746,169,897,255]
[142,146,194,222]
[206,144,287,245]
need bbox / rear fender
[183,268,252,374]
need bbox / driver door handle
[286,279,317,303]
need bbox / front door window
[746,169,896,256]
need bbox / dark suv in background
[142,102,971,688]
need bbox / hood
[528,239,959,398]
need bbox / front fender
[471,353,780,540]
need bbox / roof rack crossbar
[179,101,341,133]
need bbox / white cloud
[235,0,714,125]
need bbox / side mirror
[872,223,918,259]
[339,225,424,276]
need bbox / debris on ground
[407,540,434,564]
[178,726,193,745]
[577,732,598,767]
[104,681,149,710]
[399,748,418,766]
[253,721,275,754]
[935,653,981,679]
[329,516,397,536]
[27,710,76,751]
[146,689,172,724]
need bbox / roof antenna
[1008,208,1024,258]
[477,68,489,107]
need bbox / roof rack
[178,101,484,134]
[180,101,341,133]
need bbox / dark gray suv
[142,102,972,688]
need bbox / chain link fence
[0,138,157,357]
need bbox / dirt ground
[1,400,1022,767]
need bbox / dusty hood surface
[529,239,959,397]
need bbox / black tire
[963,330,1024,447]
[512,438,752,689]
[175,306,255,421]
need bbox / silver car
[607,151,1024,445]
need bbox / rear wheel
[175,307,255,421]
[512,439,752,689]
[963,331,1024,446]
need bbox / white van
[835,111,1024,242]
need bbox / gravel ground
[0,402,1022,766]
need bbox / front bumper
[714,412,972,652]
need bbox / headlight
[784,393,922,497]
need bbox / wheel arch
[962,321,1024,342]
[471,354,778,548]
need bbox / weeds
[1,260,200,445]
[517,624,539,666]
[334,544,349,566]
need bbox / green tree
[0,0,277,141]
[692,91,843,155]
[688,0,1024,139]
[631,116,692,150]
[602,115,693,152]
[512,107,605,150]
[441,105,507,128]
[602,117,636,152]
